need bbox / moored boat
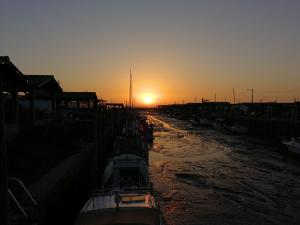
[74,115,167,225]
[228,125,248,134]
[189,119,199,127]
[281,137,300,156]
[199,118,212,126]
[74,189,166,225]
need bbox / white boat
[228,125,248,134]
[74,129,167,225]
[199,118,212,126]
[102,154,149,191]
[212,119,224,130]
[189,119,199,127]
[212,122,222,130]
[75,152,167,225]
[74,189,166,225]
[281,137,300,155]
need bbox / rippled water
[147,113,300,225]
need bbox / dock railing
[8,178,38,225]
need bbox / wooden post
[30,88,35,126]
[12,90,19,125]
[93,105,99,186]
[56,98,60,114]
[51,94,56,117]
[0,80,9,225]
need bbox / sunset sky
[1,0,300,106]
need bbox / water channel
[148,113,300,225]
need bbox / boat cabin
[102,154,149,190]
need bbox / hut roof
[61,92,98,101]
[24,75,63,93]
[0,56,28,91]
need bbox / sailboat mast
[129,69,132,108]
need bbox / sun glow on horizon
[140,93,156,105]
[143,94,155,105]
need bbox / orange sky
[1,1,300,106]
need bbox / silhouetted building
[23,75,63,123]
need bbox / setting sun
[143,95,154,105]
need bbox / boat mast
[129,69,133,108]
[233,88,236,104]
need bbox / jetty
[1,56,159,225]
